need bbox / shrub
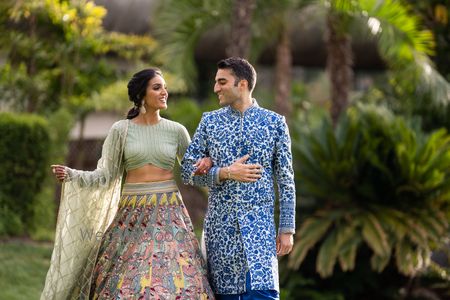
[30,108,74,241]
[0,113,51,236]
[289,104,450,278]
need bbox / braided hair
[126,68,163,119]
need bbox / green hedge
[0,113,51,236]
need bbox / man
[181,57,295,299]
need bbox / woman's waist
[122,179,178,195]
[125,164,174,183]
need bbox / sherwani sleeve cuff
[214,167,221,184]
[278,227,295,235]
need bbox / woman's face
[143,75,168,111]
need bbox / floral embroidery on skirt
[89,181,214,299]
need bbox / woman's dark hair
[126,68,163,119]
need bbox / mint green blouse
[123,118,191,171]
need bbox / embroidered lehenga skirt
[89,180,214,299]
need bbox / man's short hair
[217,57,257,92]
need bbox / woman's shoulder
[110,119,128,133]
[162,118,188,133]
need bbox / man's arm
[273,116,296,255]
[181,114,221,187]
[181,114,263,186]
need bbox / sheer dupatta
[41,120,129,300]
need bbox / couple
[42,57,296,300]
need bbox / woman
[42,68,215,299]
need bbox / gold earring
[140,100,146,114]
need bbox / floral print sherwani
[181,101,296,294]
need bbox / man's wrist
[219,165,233,181]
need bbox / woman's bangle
[227,166,231,180]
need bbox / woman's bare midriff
[125,164,174,183]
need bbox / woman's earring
[140,100,146,114]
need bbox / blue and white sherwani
[181,101,296,294]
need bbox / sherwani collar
[227,98,259,116]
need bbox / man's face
[214,68,241,107]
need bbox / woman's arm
[52,120,126,188]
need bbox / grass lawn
[0,240,52,300]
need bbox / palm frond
[416,210,448,243]
[337,234,361,272]
[360,213,390,257]
[154,0,231,90]
[316,227,339,277]
[395,240,415,275]
[357,0,450,110]
[375,208,408,240]
[370,252,391,273]
[405,219,429,248]
[395,239,430,275]
[289,215,333,268]
[336,223,361,272]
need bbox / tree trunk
[274,23,292,118]
[226,0,256,58]
[326,12,353,126]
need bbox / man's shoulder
[200,107,228,121]
[254,106,285,123]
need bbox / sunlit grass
[0,240,52,300]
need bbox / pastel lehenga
[41,119,214,299]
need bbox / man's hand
[219,155,262,182]
[276,233,294,256]
[193,157,213,175]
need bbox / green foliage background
[0,0,449,299]
[0,113,51,236]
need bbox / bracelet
[227,166,231,180]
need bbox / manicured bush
[0,113,51,236]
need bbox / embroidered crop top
[123,118,191,171]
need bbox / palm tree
[154,0,232,91]
[226,0,256,57]
[155,0,311,117]
[324,0,450,125]
[155,0,449,121]
[274,23,293,117]
[325,7,353,126]
[254,0,311,118]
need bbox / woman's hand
[193,157,213,175]
[51,164,67,182]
